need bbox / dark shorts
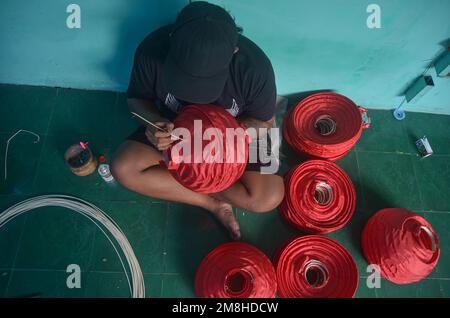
[127,126,275,172]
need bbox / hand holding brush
[145,122,178,151]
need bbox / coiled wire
[0,195,145,298]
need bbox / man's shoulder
[232,35,273,80]
[135,24,172,62]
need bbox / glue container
[98,155,114,182]
[65,143,97,177]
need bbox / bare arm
[238,115,275,130]
[237,115,275,139]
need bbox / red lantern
[283,92,370,161]
[195,242,277,298]
[164,104,249,193]
[361,208,440,284]
[279,160,356,234]
[274,235,359,298]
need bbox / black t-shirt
[127,25,277,121]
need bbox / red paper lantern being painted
[195,242,277,298]
[361,208,440,284]
[274,235,359,298]
[283,92,370,161]
[163,104,249,194]
[279,160,356,234]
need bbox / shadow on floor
[166,204,230,292]
[284,89,335,111]
[346,183,403,267]
[404,127,421,151]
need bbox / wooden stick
[131,112,183,141]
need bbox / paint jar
[64,144,98,176]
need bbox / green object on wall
[435,50,450,77]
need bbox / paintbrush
[131,111,183,141]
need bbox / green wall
[0,0,449,114]
[210,0,450,114]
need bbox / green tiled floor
[0,83,450,298]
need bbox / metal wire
[0,195,145,298]
[4,129,40,180]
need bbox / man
[111,1,284,240]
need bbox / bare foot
[210,201,241,240]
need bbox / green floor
[0,83,449,298]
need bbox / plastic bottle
[98,155,114,182]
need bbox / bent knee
[247,177,285,213]
[110,155,137,184]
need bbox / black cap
[162,1,239,104]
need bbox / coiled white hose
[0,195,145,298]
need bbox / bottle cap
[99,155,106,163]
[80,141,88,150]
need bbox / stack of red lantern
[273,236,359,298]
[194,242,277,298]
[273,93,362,297]
[283,92,370,161]
[188,93,440,299]
[279,160,356,234]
